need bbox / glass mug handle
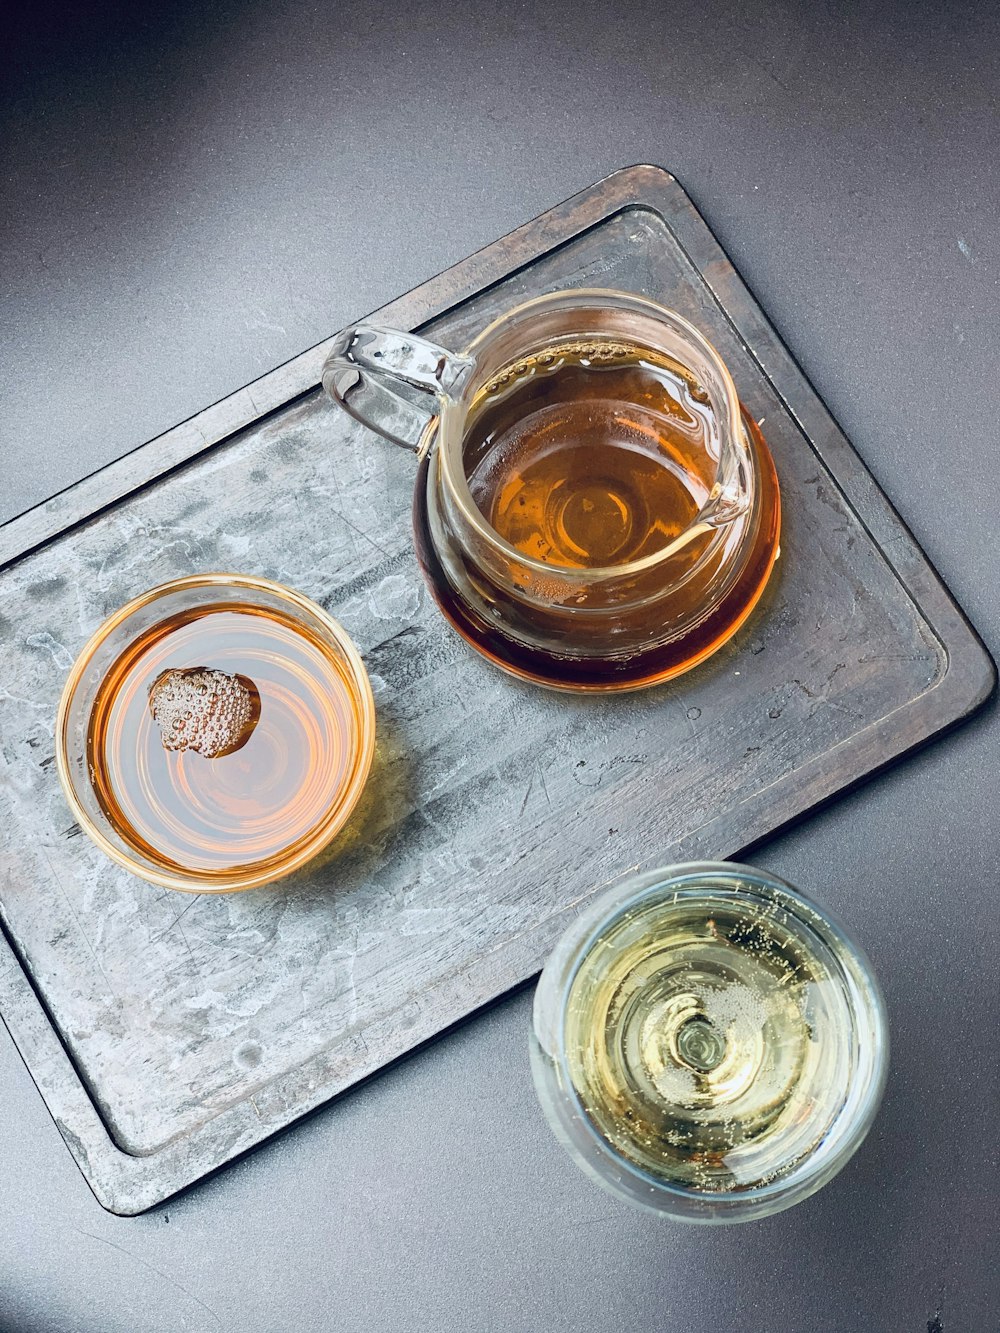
[322,325,476,452]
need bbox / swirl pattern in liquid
[563,887,856,1193]
[87,605,364,876]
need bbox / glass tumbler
[530,862,888,1222]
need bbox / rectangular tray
[0,166,993,1214]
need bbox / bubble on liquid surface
[148,666,261,758]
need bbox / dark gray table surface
[2,2,998,1330]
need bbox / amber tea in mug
[324,290,780,691]
[421,337,779,687]
[464,340,719,569]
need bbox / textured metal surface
[0,169,992,1219]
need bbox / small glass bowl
[530,861,888,1223]
[56,573,375,893]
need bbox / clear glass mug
[323,289,780,692]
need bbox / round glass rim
[433,288,748,583]
[55,572,377,894]
[540,860,889,1215]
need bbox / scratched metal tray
[0,167,993,1214]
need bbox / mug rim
[434,288,749,583]
[55,572,376,894]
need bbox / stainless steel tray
[0,166,992,1213]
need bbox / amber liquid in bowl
[414,340,780,690]
[87,603,366,877]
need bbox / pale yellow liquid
[564,890,854,1193]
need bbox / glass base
[413,412,781,693]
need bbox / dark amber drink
[414,339,779,691]
[464,342,717,569]
[88,603,367,879]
